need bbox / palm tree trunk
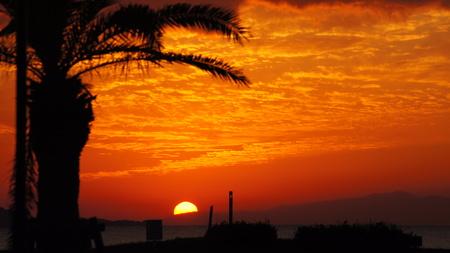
[30,79,94,253]
[10,0,31,252]
[34,150,82,253]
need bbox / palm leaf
[0,19,15,37]
[62,3,161,71]
[0,38,45,80]
[71,46,249,85]
[156,3,248,43]
[61,0,117,69]
[0,0,14,16]
[154,51,249,85]
[0,38,15,64]
[0,0,15,37]
[66,3,249,85]
[68,3,249,72]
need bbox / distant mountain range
[2,192,450,227]
[243,191,450,225]
[164,191,450,225]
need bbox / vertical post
[11,0,29,252]
[228,191,233,225]
[208,205,213,230]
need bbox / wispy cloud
[258,0,450,10]
[63,1,450,179]
[136,0,450,11]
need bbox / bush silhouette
[294,222,421,251]
[205,221,277,245]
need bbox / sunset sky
[0,0,450,220]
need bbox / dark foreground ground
[1,238,450,253]
[102,238,450,253]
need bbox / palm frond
[71,47,249,85]
[67,39,145,73]
[97,4,161,48]
[62,3,161,71]
[65,3,249,78]
[0,38,45,80]
[70,52,158,78]
[0,0,14,16]
[0,38,15,64]
[61,0,117,68]
[0,19,15,37]
[154,52,249,85]
[0,0,14,36]
[26,51,45,81]
[156,3,248,43]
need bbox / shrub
[294,222,422,251]
[205,221,277,245]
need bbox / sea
[1,225,450,250]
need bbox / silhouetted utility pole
[208,205,214,230]
[229,191,233,225]
[11,0,29,252]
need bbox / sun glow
[173,201,198,215]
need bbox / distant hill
[97,219,142,226]
[0,209,142,228]
[238,191,450,225]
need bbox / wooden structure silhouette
[145,220,163,241]
[208,205,214,230]
[229,191,233,225]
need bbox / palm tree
[9,0,33,252]
[0,0,249,252]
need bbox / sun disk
[173,201,198,215]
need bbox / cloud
[76,1,450,178]
[127,0,242,9]
[262,0,450,9]
[133,0,450,11]
[0,124,13,135]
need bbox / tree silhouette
[9,0,34,252]
[0,0,249,252]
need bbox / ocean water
[1,225,450,250]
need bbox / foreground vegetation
[295,222,422,251]
[101,238,448,253]
[102,222,437,253]
[0,222,446,253]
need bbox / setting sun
[173,202,198,215]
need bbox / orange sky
[1,0,450,220]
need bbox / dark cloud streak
[267,0,450,10]
[127,0,241,9]
[131,0,450,10]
